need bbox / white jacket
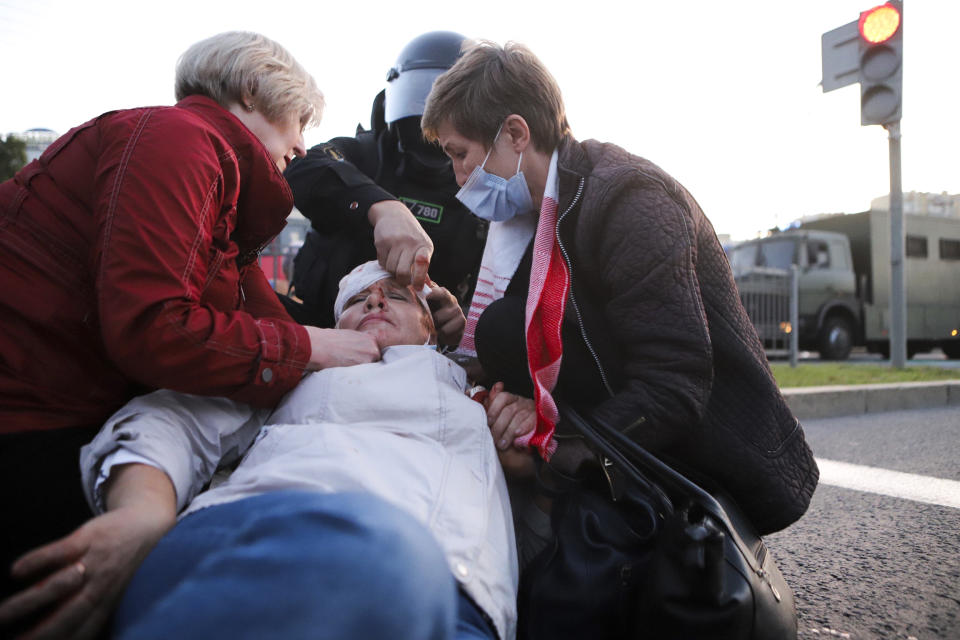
[81,345,518,640]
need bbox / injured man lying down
[79,261,518,640]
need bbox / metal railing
[734,265,800,366]
[256,212,311,297]
[257,239,298,296]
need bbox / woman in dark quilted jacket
[422,40,819,636]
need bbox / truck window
[940,238,960,261]
[758,239,795,269]
[806,240,830,269]
[829,240,849,269]
[906,235,928,259]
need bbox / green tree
[0,135,28,181]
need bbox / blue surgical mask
[455,125,534,222]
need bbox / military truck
[727,211,960,360]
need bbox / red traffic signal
[859,3,901,44]
[858,1,903,125]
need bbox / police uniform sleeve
[284,137,397,234]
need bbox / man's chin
[362,328,431,351]
[361,327,396,350]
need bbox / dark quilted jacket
[554,136,818,534]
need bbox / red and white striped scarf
[456,211,535,357]
[516,151,564,460]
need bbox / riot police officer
[284,31,486,334]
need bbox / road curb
[782,380,960,420]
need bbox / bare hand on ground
[0,466,176,640]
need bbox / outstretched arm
[1,388,271,639]
[0,464,176,640]
[286,142,434,289]
[285,141,397,235]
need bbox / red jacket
[0,96,311,434]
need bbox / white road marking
[815,458,960,510]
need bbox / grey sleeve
[79,389,269,514]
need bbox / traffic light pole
[823,3,905,367]
[885,120,906,368]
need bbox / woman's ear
[503,114,531,153]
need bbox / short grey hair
[175,31,324,129]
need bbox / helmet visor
[385,67,444,124]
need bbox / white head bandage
[333,260,431,325]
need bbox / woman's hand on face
[0,507,174,640]
[304,327,381,370]
[484,382,537,479]
[368,200,434,290]
[426,280,465,349]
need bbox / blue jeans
[114,491,496,640]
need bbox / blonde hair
[175,31,324,129]
[422,40,570,151]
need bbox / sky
[1,0,957,240]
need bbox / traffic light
[858,1,903,126]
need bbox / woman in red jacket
[0,31,435,601]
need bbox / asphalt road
[766,406,960,639]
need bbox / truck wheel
[943,342,960,359]
[818,317,853,360]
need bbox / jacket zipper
[555,177,615,398]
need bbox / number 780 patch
[400,197,444,225]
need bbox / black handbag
[517,407,797,640]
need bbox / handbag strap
[560,405,766,577]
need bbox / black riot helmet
[384,31,466,124]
